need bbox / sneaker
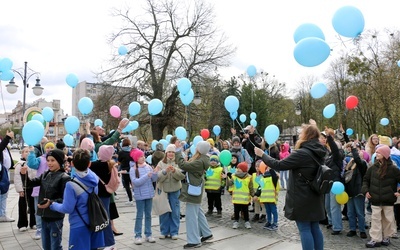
[267,223,278,231]
[326,224,332,229]
[0,216,15,222]
[146,236,156,243]
[19,227,28,232]
[390,233,398,239]
[125,201,133,205]
[183,243,202,249]
[34,230,41,240]
[103,245,117,250]
[360,232,368,239]
[346,231,357,237]
[232,221,239,229]
[331,230,341,235]
[263,222,272,229]
[244,221,252,229]
[171,235,179,240]
[134,237,143,245]
[381,238,390,246]
[365,240,381,248]
[200,234,213,242]
[258,215,266,223]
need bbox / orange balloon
[259,162,267,174]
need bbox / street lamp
[295,101,302,116]
[193,90,201,105]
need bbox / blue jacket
[130,163,158,200]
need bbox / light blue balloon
[128,102,141,116]
[371,153,376,164]
[230,111,238,121]
[398,60,400,67]
[63,134,74,147]
[190,144,196,155]
[332,6,365,38]
[94,119,103,127]
[250,119,257,127]
[177,78,192,96]
[146,155,152,164]
[239,114,246,123]
[64,116,80,134]
[166,134,173,142]
[180,89,194,106]
[293,23,325,43]
[380,118,389,126]
[42,107,54,122]
[131,121,139,130]
[264,125,280,145]
[66,73,79,88]
[193,135,203,146]
[32,114,44,123]
[294,37,331,67]
[159,139,168,150]
[346,128,354,136]
[118,45,128,55]
[250,112,257,120]
[247,65,257,77]
[22,120,44,146]
[122,122,133,133]
[310,82,328,99]
[323,104,336,119]
[0,70,14,81]
[212,125,221,136]
[224,96,239,113]
[148,99,163,115]
[0,58,13,72]
[175,127,187,140]
[78,97,94,115]
[151,140,159,151]
[331,181,345,194]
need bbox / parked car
[10,144,20,150]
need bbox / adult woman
[156,144,185,239]
[254,124,326,250]
[365,134,379,158]
[92,118,129,153]
[175,141,213,249]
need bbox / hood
[299,139,327,160]
[280,143,290,153]
[73,169,99,188]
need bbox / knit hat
[130,148,144,162]
[207,138,215,147]
[56,140,65,150]
[231,153,239,161]
[237,162,248,172]
[196,141,210,155]
[98,145,114,161]
[165,144,176,152]
[376,145,391,160]
[44,142,55,149]
[210,155,219,163]
[80,138,94,151]
[378,136,391,146]
[156,143,164,151]
[47,149,65,167]
[232,136,240,145]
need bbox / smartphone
[39,200,48,205]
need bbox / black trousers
[121,174,133,202]
[18,188,36,229]
[207,192,222,211]
[234,203,249,222]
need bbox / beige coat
[156,158,185,193]
[13,161,37,193]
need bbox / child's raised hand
[221,172,227,179]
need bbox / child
[227,153,239,195]
[228,162,254,229]
[130,149,159,245]
[49,148,105,249]
[251,160,266,223]
[205,155,225,217]
[21,149,70,250]
[254,163,280,231]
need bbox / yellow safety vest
[227,165,236,193]
[231,175,251,205]
[259,176,279,204]
[252,173,262,191]
[204,166,223,191]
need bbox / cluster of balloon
[66,73,79,88]
[332,6,365,38]
[310,82,327,99]
[331,181,349,205]
[0,58,14,81]
[175,126,187,141]
[118,45,128,56]
[212,125,221,136]
[247,65,257,77]
[380,118,389,126]
[345,95,358,109]
[250,112,257,127]
[78,97,94,115]
[264,125,280,145]
[200,129,210,140]
[177,78,194,106]
[148,98,163,115]
[128,101,141,116]
[224,96,240,121]
[323,104,336,119]
[42,107,54,122]
[22,120,45,146]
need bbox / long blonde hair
[295,124,321,149]
[189,152,201,162]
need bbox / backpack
[0,165,10,194]
[241,148,254,163]
[72,179,109,232]
[99,163,120,194]
[299,149,334,195]
[344,158,357,183]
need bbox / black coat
[325,135,344,181]
[344,148,367,197]
[260,139,326,222]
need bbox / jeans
[0,192,7,217]
[185,202,212,244]
[325,192,343,231]
[296,221,324,250]
[159,190,180,236]
[347,195,366,232]
[135,198,153,238]
[34,197,42,230]
[99,196,114,246]
[280,171,289,189]
[41,219,63,250]
[265,203,278,224]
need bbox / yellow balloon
[335,191,349,205]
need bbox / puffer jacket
[344,148,367,197]
[130,163,158,200]
[362,160,400,206]
[259,139,327,222]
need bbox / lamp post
[6,61,43,146]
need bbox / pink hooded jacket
[279,142,290,160]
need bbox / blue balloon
[190,144,196,155]
[177,78,192,96]
[193,135,203,146]
[166,134,173,142]
[250,112,257,120]
[131,121,139,130]
[128,102,141,116]
[230,111,238,121]
[159,139,169,150]
[293,23,325,43]
[32,114,44,123]
[332,6,365,38]
[371,153,376,164]
[22,120,44,146]
[151,140,159,151]
[63,134,74,147]
[224,96,239,113]
[247,65,257,77]
[239,114,246,123]
[118,45,128,55]
[94,119,103,127]
[346,128,354,136]
[64,116,80,134]
[148,99,163,115]
[180,89,194,106]
[380,118,389,126]
[66,73,79,88]
[122,122,133,133]
[264,125,280,145]
[294,37,331,67]
[323,104,336,119]
[175,127,187,140]
[250,119,257,127]
[398,60,400,67]
[42,107,54,122]
[310,82,328,99]
[0,70,14,81]
[78,97,94,115]
[0,58,13,72]
[331,181,345,194]
[146,155,152,164]
[212,125,221,136]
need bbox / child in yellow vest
[251,160,267,223]
[226,153,239,195]
[228,162,254,229]
[205,155,226,217]
[254,164,279,230]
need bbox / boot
[251,214,260,222]
[206,210,213,216]
[258,215,266,223]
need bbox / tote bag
[152,184,171,216]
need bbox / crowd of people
[0,118,400,249]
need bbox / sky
[0,0,398,116]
